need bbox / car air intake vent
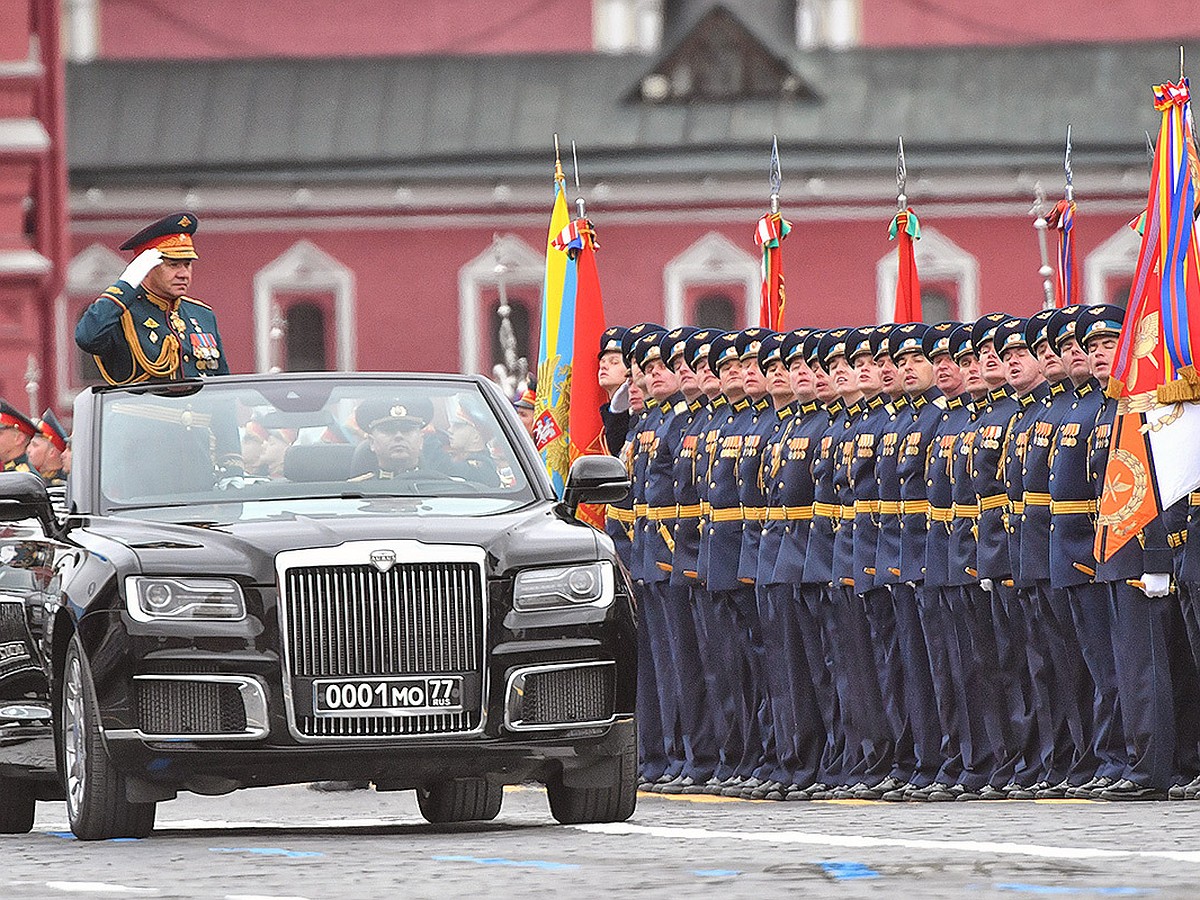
[519,664,615,726]
[137,679,247,735]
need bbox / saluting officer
[1085,305,1178,800]
[76,213,228,384]
[1046,306,1126,798]
[598,325,631,456]
[605,324,657,577]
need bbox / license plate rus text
[313,676,463,716]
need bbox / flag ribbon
[755,212,790,330]
[889,207,922,323]
[1045,199,1078,308]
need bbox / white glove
[117,248,163,289]
[609,380,631,414]
[979,578,994,593]
[1140,573,1171,598]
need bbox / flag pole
[571,140,586,220]
[1030,182,1056,309]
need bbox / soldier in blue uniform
[1171,433,1200,800]
[757,329,828,800]
[877,322,947,799]
[842,326,905,799]
[1046,306,1126,798]
[1085,305,1178,800]
[76,213,229,384]
[597,325,630,456]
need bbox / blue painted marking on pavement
[819,861,881,880]
[994,885,1154,896]
[210,847,324,858]
[694,869,742,877]
[432,854,579,871]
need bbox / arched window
[285,302,328,371]
[694,293,736,330]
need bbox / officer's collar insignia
[989,387,1009,401]
[827,399,844,414]
[913,395,927,409]
[1019,393,1036,408]
[778,406,794,420]
[1078,382,1093,396]
[143,317,160,328]
[712,396,727,408]
[847,401,863,416]
[754,398,770,412]
[893,395,909,409]
[947,396,963,409]
[800,400,819,414]
[688,398,703,412]
[867,395,884,409]
[646,397,660,409]
[1050,381,1066,396]
[733,398,751,411]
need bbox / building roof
[65,20,1193,188]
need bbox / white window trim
[663,231,759,329]
[458,234,545,375]
[875,225,979,323]
[253,240,355,373]
[1084,223,1141,306]
[57,242,126,406]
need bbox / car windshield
[97,378,536,514]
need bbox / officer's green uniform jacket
[75,281,229,385]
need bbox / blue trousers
[833,584,893,785]
[798,583,846,785]
[759,583,823,787]
[1066,581,1127,780]
[635,579,675,781]
[945,585,1003,790]
[890,582,944,787]
[920,585,966,785]
[989,582,1038,786]
[1026,583,1090,784]
[691,587,739,781]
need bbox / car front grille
[281,561,485,738]
[519,664,615,727]
[136,679,247,736]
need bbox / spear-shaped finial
[553,133,565,183]
[571,140,585,219]
[1064,124,1074,202]
[896,136,908,210]
[768,135,781,214]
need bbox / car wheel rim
[63,654,87,817]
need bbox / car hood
[80,497,603,583]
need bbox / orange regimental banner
[1097,76,1200,560]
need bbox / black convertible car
[0,373,635,840]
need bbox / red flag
[755,212,790,330]
[564,220,608,529]
[890,207,922,323]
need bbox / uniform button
[184,355,190,361]
[1049,474,1054,480]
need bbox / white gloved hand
[117,248,163,289]
[609,380,631,414]
[1140,573,1171,598]
[979,578,994,593]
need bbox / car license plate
[313,676,463,716]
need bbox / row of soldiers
[597,306,1200,802]
[0,401,70,488]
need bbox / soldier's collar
[1031,381,1051,402]
[711,395,728,409]
[1018,391,1037,409]
[866,394,885,410]
[846,400,864,417]
[143,288,180,313]
[1077,379,1097,397]
[826,398,845,415]
[988,386,1010,402]
[645,397,660,410]
[777,403,795,421]
[800,400,820,415]
[753,397,770,412]
[946,396,964,409]
[668,391,686,406]
[732,398,751,412]
[891,394,910,410]
[688,397,705,413]
[1049,380,1067,396]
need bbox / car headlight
[125,576,246,622]
[512,562,614,611]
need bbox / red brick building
[8,1,1200,414]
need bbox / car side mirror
[563,455,630,515]
[0,472,57,534]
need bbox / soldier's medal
[149,331,158,344]
[170,311,187,333]
[143,317,160,329]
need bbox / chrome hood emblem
[370,549,397,573]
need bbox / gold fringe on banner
[1157,365,1200,403]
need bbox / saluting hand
[118,248,163,289]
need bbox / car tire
[60,635,156,841]
[547,726,637,825]
[0,778,35,834]
[415,777,503,824]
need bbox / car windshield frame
[86,374,548,517]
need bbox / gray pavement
[5,786,1200,898]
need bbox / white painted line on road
[44,883,155,894]
[570,822,1200,864]
[225,895,313,900]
